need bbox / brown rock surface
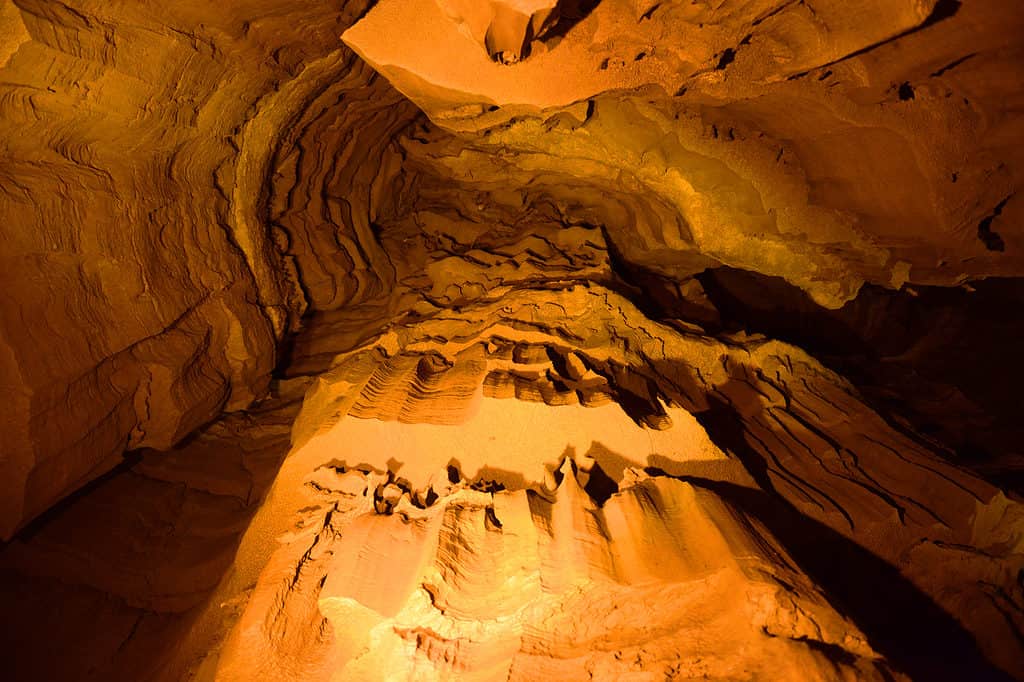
[1,0,1023,680]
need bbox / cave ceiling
[0,0,1022,680]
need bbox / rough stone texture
[0,379,306,681]
[1,0,1023,680]
[0,0,382,538]
[228,463,893,680]
[345,0,1024,307]
[215,285,1023,681]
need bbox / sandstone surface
[1,0,1022,680]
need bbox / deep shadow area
[538,0,603,43]
[674,475,1012,681]
[688,390,1014,680]
[6,449,143,546]
[691,267,1024,492]
[0,392,302,682]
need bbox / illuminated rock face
[254,467,890,680]
[435,0,562,63]
[0,1,1023,681]
[209,286,1024,681]
[343,0,1024,306]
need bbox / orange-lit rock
[204,284,1022,680]
[236,464,891,680]
[1,0,1022,680]
[436,0,562,63]
[345,0,1024,308]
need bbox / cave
[1,0,1023,680]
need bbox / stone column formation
[0,0,1022,680]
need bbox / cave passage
[0,0,1023,680]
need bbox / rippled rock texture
[1,0,1022,680]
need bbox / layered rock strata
[212,285,1023,681]
[1,0,1023,680]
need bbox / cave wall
[1,0,1023,679]
[2,0,1021,542]
[0,0,406,537]
[211,285,1024,681]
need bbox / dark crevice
[690,268,1024,492]
[582,461,618,505]
[931,52,977,77]
[715,48,736,70]
[978,195,1012,252]
[537,0,602,43]
[638,3,660,22]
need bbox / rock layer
[0,0,412,537]
[213,284,1024,680]
[242,463,892,680]
[345,0,1024,307]
[1,0,1023,680]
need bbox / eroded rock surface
[212,284,1023,681]
[1,0,1023,680]
[345,0,1024,307]
[231,463,893,680]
